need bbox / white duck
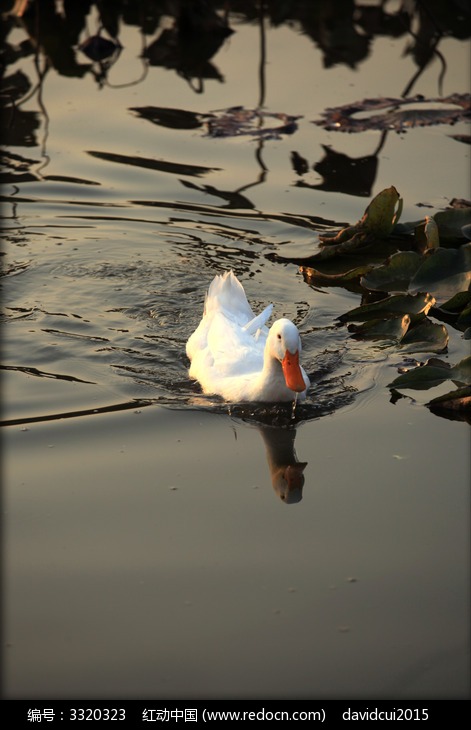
[186,271,310,403]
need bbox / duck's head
[268,318,306,393]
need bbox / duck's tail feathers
[205,270,254,321]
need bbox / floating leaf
[408,244,471,303]
[439,290,471,313]
[348,315,410,342]
[457,302,471,329]
[398,320,449,354]
[427,385,471,423]
[388,358,452,390]
[450,356,471,384]
[318,187,402,255]
[433,208,471,242]
[361,186,402,236]
[388,356,470,393]
[339,292,435,322]
[424,216,440,249]
[300,264,371,290]
[360,251,422,292]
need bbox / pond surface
[2,1,470,700]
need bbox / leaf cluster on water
[293,188,471,419]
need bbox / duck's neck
[259,350,290,398]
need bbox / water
[2,1,470,700]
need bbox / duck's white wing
[206,311,267,377]
[187,271,270,362]
[242,304,273,336]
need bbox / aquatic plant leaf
[300,264,371,289]
[424,216,440,249]
[439,291,471,313]
[318,187,402,255]
[398,320,448,354]
[457,302,471,329]
[433,208,471,242]
[435,292,471,332]
[388,358,452,390]
[361,186,402,236]
[339,293,435,322]
[450,356,471,384]
[427,386,471,422]
[408,244,471,303]
[360,251,422,292]
[348,315,410,342]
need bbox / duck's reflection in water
[259,427,307,504]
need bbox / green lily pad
[451,356,471,384]
[457,302,471,329]
[300,264,372,290]
[317,187,402,258]
[439,290,471,313]
[361,186,402,236]
[427,385,471,422]
[360,251,422,292]
[339,292,435,322]
[388,358,452,390]
[424,216,440,249]
[433,208,471,242]
[408,243,471,303]
[348,315,411,342]
[390,356,470,390]
[398,319,449,354]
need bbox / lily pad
[423,216,440,249]
[320,186,402,250]
[361,186,402,237]
[433,208,471,242]
[338,292,435,323]
[361,251,422,292]
[408,243,471,303]
[451,356,471,384]
[439,291,471,313]
[457,302,471,329]
[300,264,371,290]
[427,385,471,422]
[348,314,410,342]
[388,358,452,390]
[388,356,470,391]
[398,319,449,354]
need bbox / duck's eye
[277,333,282,340]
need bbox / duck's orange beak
[282,350,306,392]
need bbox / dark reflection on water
[259,426,307,504]
[4,1,468,97]
[3,0,469,186]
